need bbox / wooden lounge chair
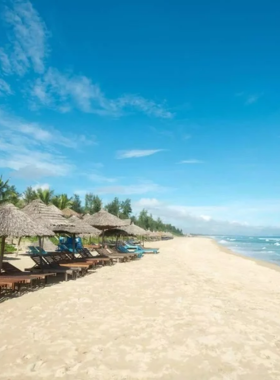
[26,255,78,281]
[77,248,117,264]
[2,262,56,284]
[93,248,130,263]
[47,253,91,270]
[107,247,138,260]
[0,276,32,291]
[63,250,112,266]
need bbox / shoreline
[210,237,280,274]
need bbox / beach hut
[0,203,54,272]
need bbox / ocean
[213,236,280,266]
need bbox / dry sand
[1,237,280,379]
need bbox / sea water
[212,236,280,266]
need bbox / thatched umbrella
[0,203,54,271]
[85,209,129,244]
[62,208,81,218]
[123,223,148,236]
[122,218,131,225]
[69,215,101,237]
[83,213,91,221]
[48,204,63,216]
[23,199,75,233]
[23,200,85,252]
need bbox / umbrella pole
[38,237,43,254]
[72,234,76,253]
[0,236,5,272]
[102,230,105,247]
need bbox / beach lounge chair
[61,250,111,266]
[124,242,159,254]
[26,255,78,281]
[93,248,129,263]
[106,246,138,260]
[44,253,91,276]
[2,262,56,284]
[116,245,143,259]
[0,276,32,292]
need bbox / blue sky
[0,0,280,234]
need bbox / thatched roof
[48,204,63,215]
[103,228,129,237]
[122,218,131,225]
[69,216,101,236]
[62,208,81,218]
[85,209,129,230]
[22,199,83,234]
[83,213,91,221]
[123,223,148,236]
[0,203,54,238]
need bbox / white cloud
[0,78,12,95]
[87,173,117,183]
[135,198,162,207]
[116,149,164,159]
[0,110,81,179]
[132,198,280,235]
[245,94,260,105]
[0,49,12,75]
[32,183,49,191]
[94,182,166,195]
[116,94,173,119]
[30,67,173,118]
[0,109,96,148]
[179,159,203,164]
[1,0,48,76]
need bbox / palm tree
[36,188,54,205]
[52,194,73,210]
[0,176,20,205]
[22,186,38,205]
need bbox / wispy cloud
[116,149,164,159]
[178,159,203,164]
[0,0,49,76]
[32,183,50,191]
[0,2,173,119]
[94,181,167,195]
[0,109,96,148]
[116,95,173,119]
[245,94,261,105]
[0,109,98,179]
[0,78,13,95]
[87,173,117,183]
[30,68,173,118]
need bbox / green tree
[120,199,132,219]
[36,188,54,205]
[22,186,38,204]
[0,176,20,205]
[85,193,102,214]
[105,197,120,216]
[52,194,73,210]
[72,194,83,213]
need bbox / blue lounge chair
[117,245,143,258]
[124,243,159,254]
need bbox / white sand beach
[1,237,280,379]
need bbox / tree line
[0,176,183,236]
